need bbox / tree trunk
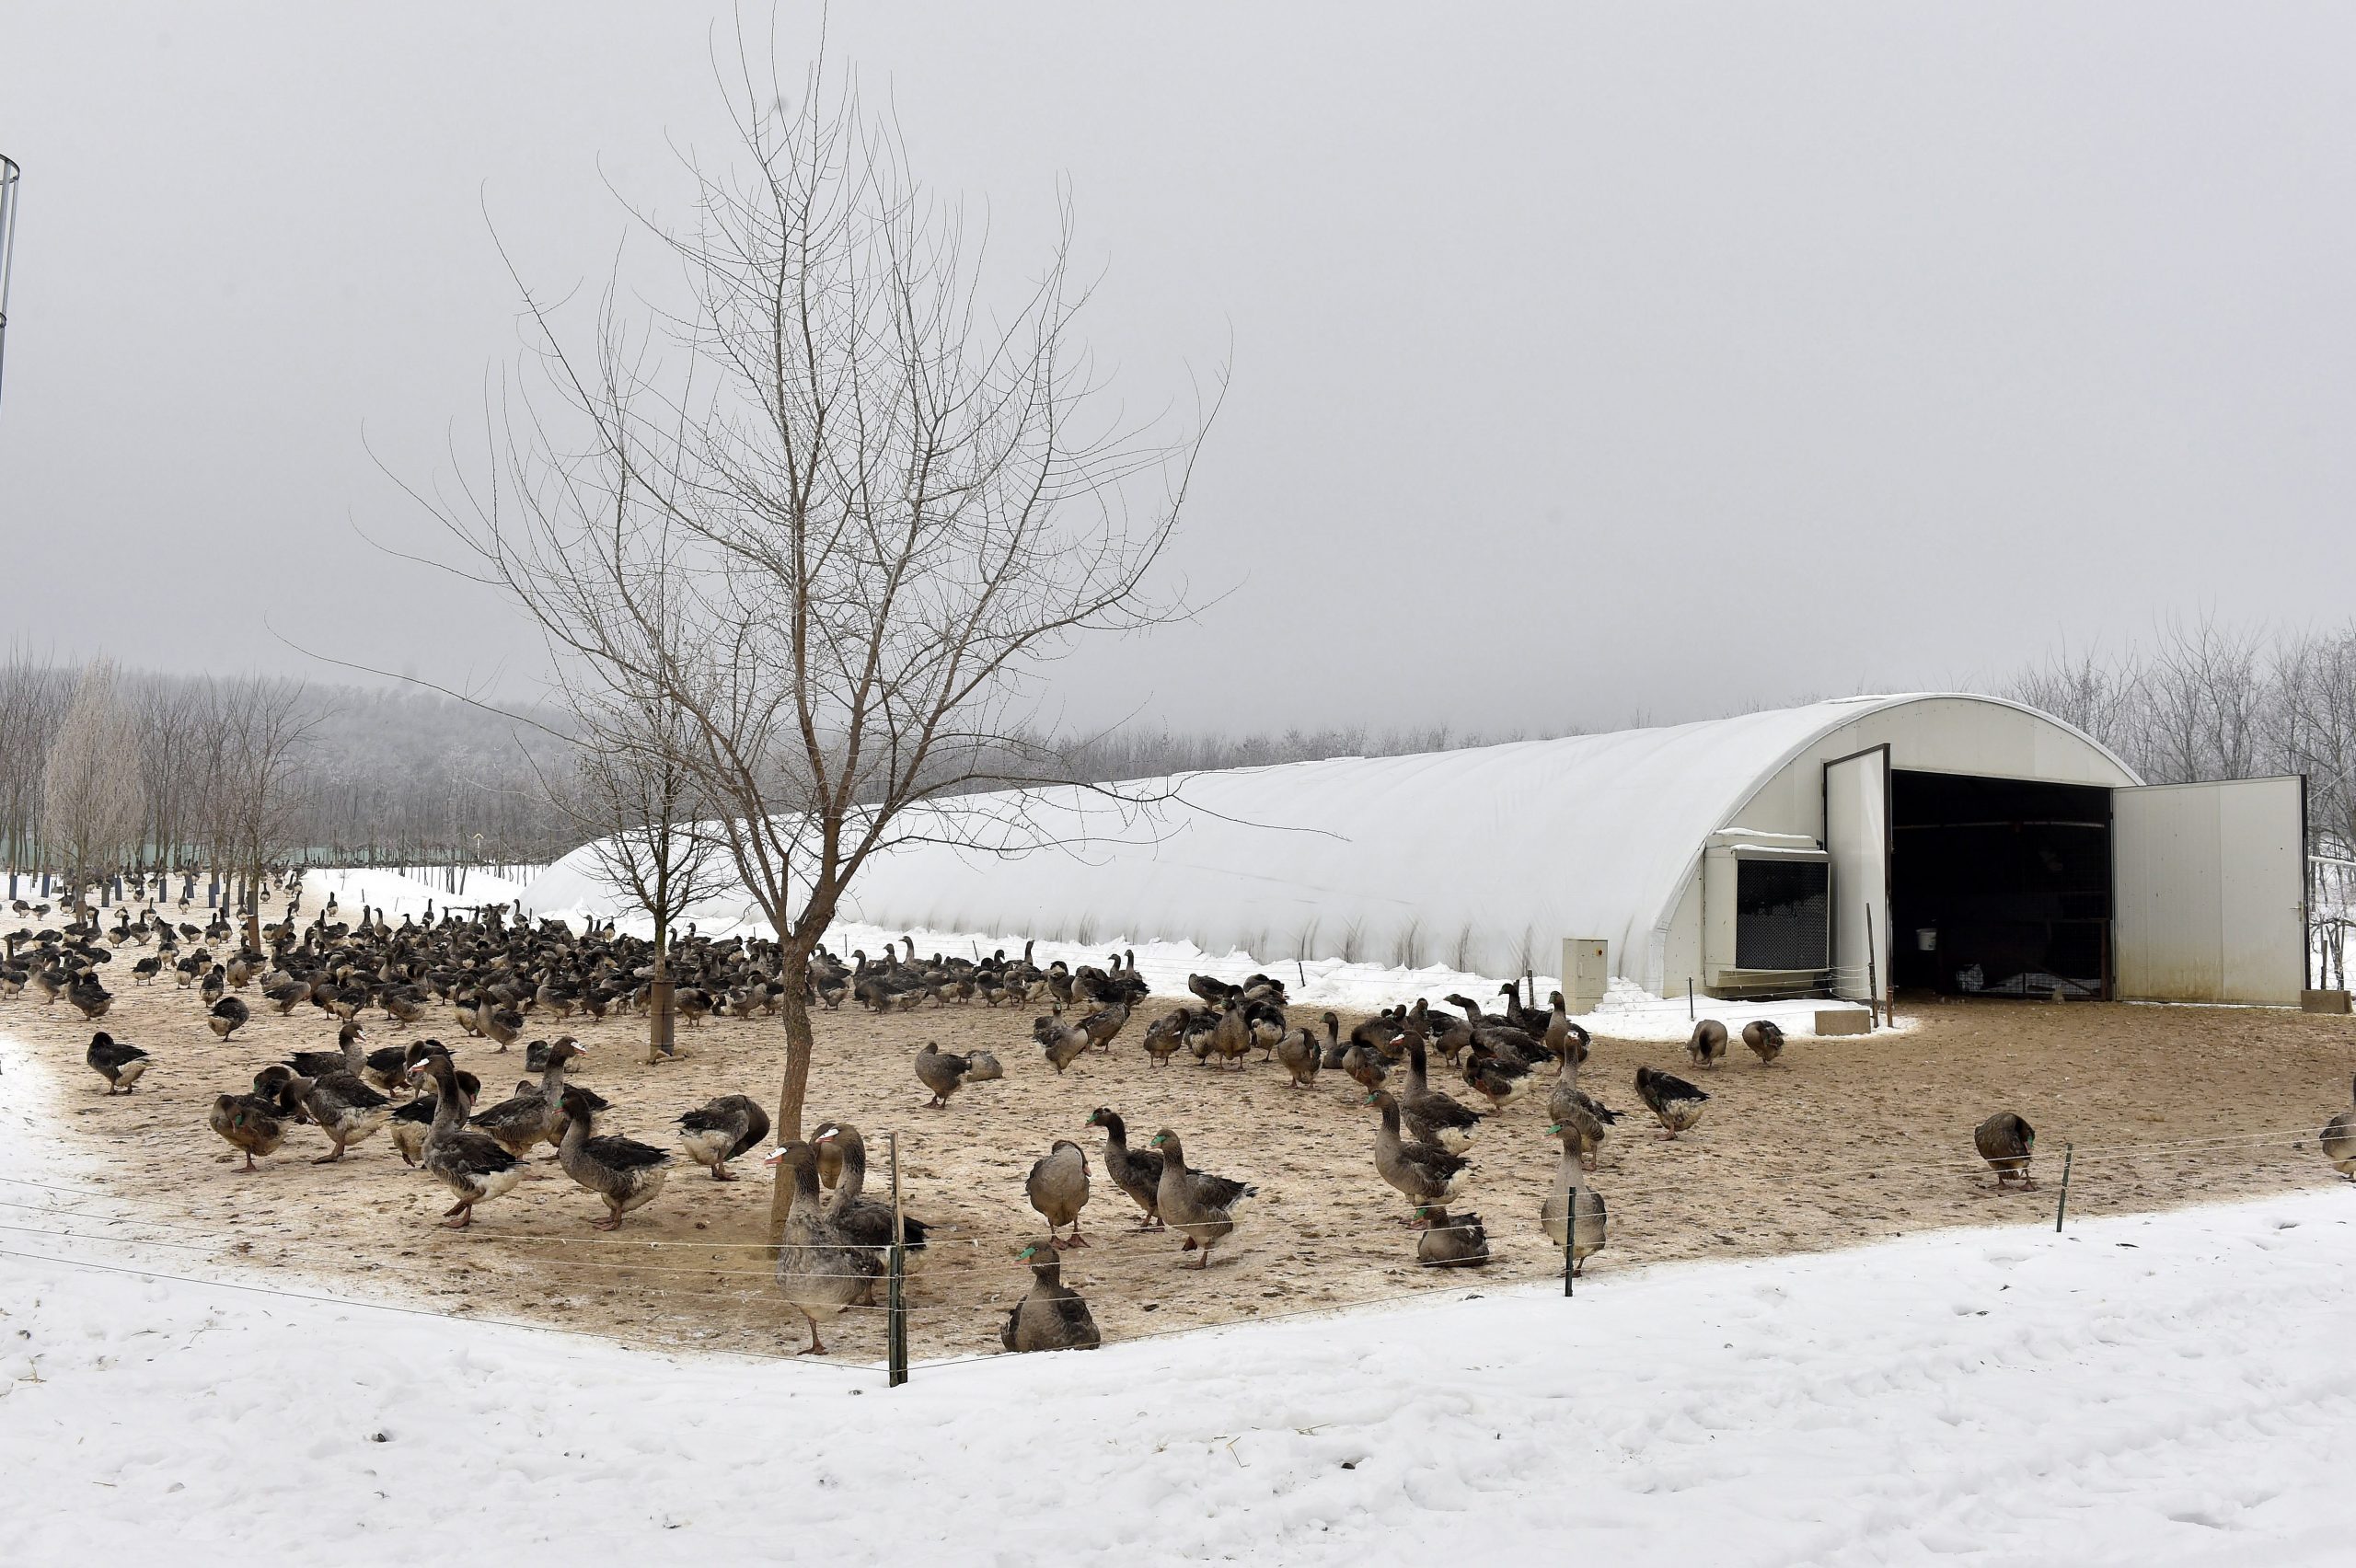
[649,915,675,1066]
[765,942,817,1245]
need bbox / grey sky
[2,3,2350,738]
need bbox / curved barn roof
[523,693,2136,987]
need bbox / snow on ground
[2,1033,2345,1564]
[292,864,544,923]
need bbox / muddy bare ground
[7,963,2355,1366]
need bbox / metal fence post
[2053,1143,2074,1232]
[887,1131,909,1387]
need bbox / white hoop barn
[524,694,2311,1007]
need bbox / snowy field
[2,1034,2349,1564]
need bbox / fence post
[1562,1193,1576,1298]
[1865,905,1882,1029]
[2053,1143,2073,1232]
[887,1131,909,1387]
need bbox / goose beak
[761,1148,787,1167]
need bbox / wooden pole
[2053,1143,2073,1232]
[1865,905,1881,1030]
[887,1130,908,1387]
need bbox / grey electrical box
[1561,938,1609,1013]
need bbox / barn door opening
[1824,745,1891,1007]
[2113,776,2308,1004]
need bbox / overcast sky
[2,3,2350,737]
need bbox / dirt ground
[6,959,2355,1366]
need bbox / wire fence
[5,1106,2350,1385]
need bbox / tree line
[0,651,577,884]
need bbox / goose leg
[313,1141,345,1164]
[796,1312,826,1355]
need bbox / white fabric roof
[528,694,2070,984]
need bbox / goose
[1397,1000,1454,1065]
[531,1038,606,1138]
[1341,1036,1389,1093]
[1272,1023,1321,1088]
[810,1122,931,1286]
[1546,1077,1622,1171]
[1742,1020,1785,1066]
[999,1242,1102,1352]
[964,1048,1005,1083]
[390,1067,480,1168]
[1140,1008,1192,1067]
[293,1031,395,1162]
[207,1066,306,1171]
[1025,1138,1091,1249]
[1973,1113,2037,1188]
[1034,1009,1091,1075]
[479,1005,525,1050]
[66,972,112,1020]
[1686,1019,1728,1070]
[1148,1128,1254,1268]
[1084,1107,1165,1229]
[1634,1066,1708,1137]
[765,1140,883,1355]
[552,1087,671,1229]
[287,1020,370,1080]
[409,1048,525,1228]
[1542,992,1591,1068]
[1415,1205,1491,1269]
[1366,1090,1471,1216]
[207,995,250,1040]
[1541,1126,1609,1276]
[676,1094,771,1182]
[1399,1036,1484,1152]
[915,1041,973,1108]
[1318,1010,1350,1069]
[468,1038,589,1158]
[1079,1000,1131,1053]
[85,1032,150,1094]
[1208,1000,1253,1070]
[2323,1078,2356,1180]
[1461,1046,1532,1111]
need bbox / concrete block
[1814,1009,1872,1036]
[2302,989,2352,1015]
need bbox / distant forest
[2,612,2350,875]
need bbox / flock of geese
[15,889,2356,1359]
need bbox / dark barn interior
[1888,770,2112,997]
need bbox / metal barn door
[1823,745,1892,1005]
[2113,776,2307,1004]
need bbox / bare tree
[414,47,1209,1239]
[212,675,323,944]
[0,650,71,877]
[2139,614,2270,784]
[40,659,146,916]
[551,692,726,1062]
[132,672,207,876]
[2003,640,2146,766]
